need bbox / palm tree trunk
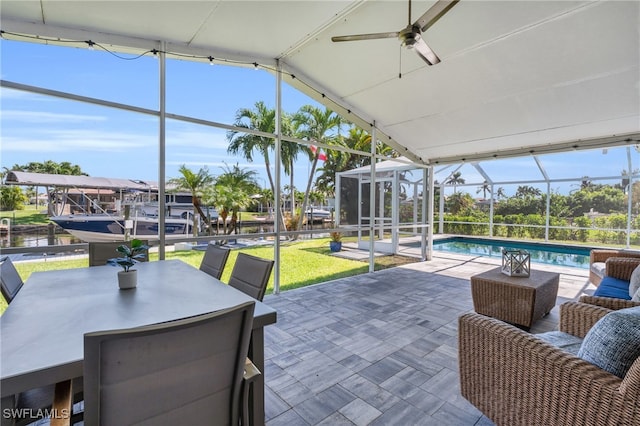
[297,157,319,231]
[290,165,295,215]
[193,198,211,237]
[263,157,288,236]
[226,210,238,235]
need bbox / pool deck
[262,251,592,425]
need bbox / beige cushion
[629,264,640,298]
[633,286,640,302]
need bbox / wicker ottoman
[470,268,560,329]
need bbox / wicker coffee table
[470,267,559,329]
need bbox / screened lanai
[2,4,640,425]
[1,1,639,293]
[335,145,640,261]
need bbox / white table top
[0,259,276,397]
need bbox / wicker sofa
[592,256,640,300]
[459,301,640,426]
[590,249,640,286]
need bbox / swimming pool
[432,237,591,269]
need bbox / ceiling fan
[331,0,459,65]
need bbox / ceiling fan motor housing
[399,26,422,49]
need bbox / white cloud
[166,129,228,150]
[0,89,54,102]
[1,110,107,123]
[166,159,265,171]
[1,129,155,153]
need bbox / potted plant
[108,239,149,289]
[329,232,342,252]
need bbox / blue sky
[0,39,323,189]
[1,39,637,196]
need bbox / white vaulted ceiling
[1,0,639,165]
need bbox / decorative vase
[118,270,137,289]
[330,241,342,252]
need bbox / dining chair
[0,257,83,426]
[88,240,149,267]
[53,301,259,426]
[228,253,274,301]
[0,256,23,304]
[199,244,231,280]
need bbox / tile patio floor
[261,252,593,425]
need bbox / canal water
[1,227,83,248]
[3,221,334,248]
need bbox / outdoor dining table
[0,259,277,425]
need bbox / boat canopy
[4,171,156,191]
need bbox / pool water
[433,237,591,269]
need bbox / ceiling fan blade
[412,36,440,65]
[414,0,459,32]
[331,31,399,42]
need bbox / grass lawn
[0,205,49,226]
[1,237,419,314]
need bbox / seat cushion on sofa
[536,331,583,355]
[590,262,606,279]
[577,306,640,378]
[593,276,632,300]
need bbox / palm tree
[259,187,274,214]
[476,181,490,199]
[227,101,276,193]
[445,171,465,193]
[293,105,343,231]
[281,138,301,215]
[515,185,542,198]
[227,102,294,231]
[308,189,325,208]
[210,163,258,235]
[168,165,215,236]
[12,161,87,211]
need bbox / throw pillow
[630,264,640,298]
[577,306,640,378]
[633,286,640,302]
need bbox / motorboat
[305,208,332,219]
[50,213,194,242]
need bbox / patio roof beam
[438,173,640,188]
[533,155,550,182]
[471,162,493,185]
[429,133,640,165]
[441,164,464,185]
